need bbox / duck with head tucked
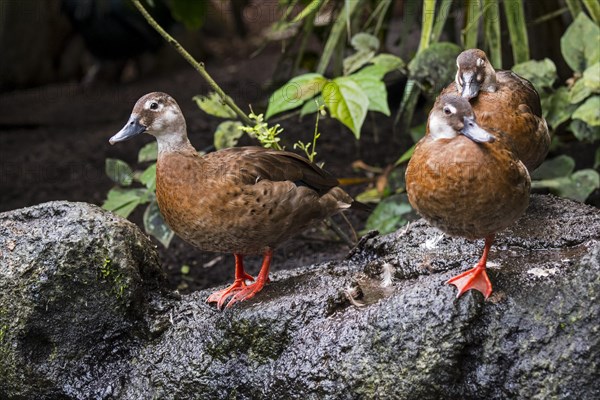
[441,48,550,172]
[110,92,363,309]
[406,95,530,298]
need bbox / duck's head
[454,49,497,99]
[109,92,186,146]
[428,95,495,143]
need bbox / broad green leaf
[138,141,158,163]
[569,78,593,104]
[364,195,413,234]
[572,95,600,126]
[531,155,575,180]
[266,73,327,119]
[408,42,462,91]
[343,33,380,75]
[569,119,600,142]
[560,13,600,72]
[532,169,600,202]
[102,188,146,218]
[139,164,156,191]
[170,0,207,30]
[512,59,557,92]
[348,68,390,115]
[193,92,236,119]
[105,158,133,186]
[583,62,600,92]
[213,121,244,150]
[343,50,376,76]
[542,87,578,129]
[350,32,380,53]
[356,188,386,203]
[143,200,174,247]
[369,53,405,73]
[323,77,369,139]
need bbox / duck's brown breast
[406,134,530,239]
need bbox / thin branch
[130,0,253,126]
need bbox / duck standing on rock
[441,48,550,172]
[405,95,531,298]
[109,92,362,309]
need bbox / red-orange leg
[206,254,255,309]
[447,235,495,299]
[225,249,273,309]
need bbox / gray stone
[0,195,598,400]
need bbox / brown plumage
[440,48,550,172]
[109,92,358,308]
[406,95,530,298]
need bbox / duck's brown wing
[496,70,542,117]
[203,146,340,195]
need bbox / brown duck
[405,95,530,298]
[109,92,360,309]
[441,48,550,172]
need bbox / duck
[109,92,362,309]
[441,48,550,172]
[405,94,530,298]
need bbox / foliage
[102,145,175,247]
[511,12,600,201]
[266,32,404,138]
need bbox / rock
[1,195,599,399]
[0,201,168,399]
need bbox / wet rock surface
[1,195,599,399]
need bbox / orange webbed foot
[225,278,269,309]
[206,273,255,310]
[446,264,492,298]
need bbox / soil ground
[0,48,407,293]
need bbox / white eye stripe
[145,100,162,110]
[476,58,485,67]
[444,104,457,114]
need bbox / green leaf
[105,159,133,186]
[102,188,147,218]
[512,59,557,92]
[348,68,390,115]
[350,32,380,53]
[394,144,415,167]
[532,169,600,202]
[408,42,462,91]
[542,87,578,129]
[193,92,236,119]
[143,200,174,248]
[170,0,207,30]
[569,78,593,104]
[369,53,405,73]
[138,141,158,163]
[323,77,369,139]
[560,12,600,73]
[569,119,600,142]
[582,62,600,92]
[409,122,427,143]
[139,164,156,190]
[364,195,413,234]
[266,73,327,119]
[213,121,244,150]
[572,95,600,126]
[531,155,575,180]
[343,33,380,75]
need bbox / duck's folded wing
[205,147,340,194]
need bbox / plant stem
[130,0,253,126]
[483,0,502,68]
[432,0,453,42]
[565,0,583,19]
[463,0,481,49]
[503,0,530,64]
[418,0,437,52]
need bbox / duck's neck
[156,132,197,155]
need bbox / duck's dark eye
[443,107,452,115]
[150,102,159,110]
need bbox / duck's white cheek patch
[164,109,179,123]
